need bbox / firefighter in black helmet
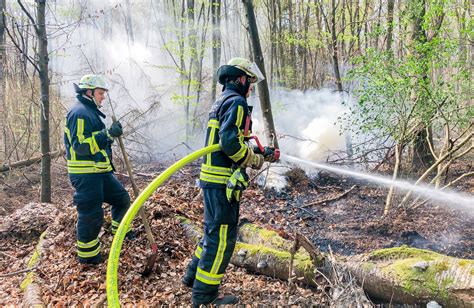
[182,58,269,306]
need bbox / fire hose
[106,144,220,307]
[106,137,279,306]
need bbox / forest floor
[0,157,472,306]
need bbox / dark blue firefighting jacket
[64,94,113,174]
[199,84,253,188]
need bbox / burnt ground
[0,157,472,305]
[255,167,473,260]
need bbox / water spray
[280,153,474,214]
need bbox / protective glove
[108,121,123,137]
[226,168,249,203]
[262,146,278,162]
[240,147,264,170]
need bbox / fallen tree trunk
[344,247,474,307]
[21,230,48,308]
[178,216,322,287]
[179,217,474,307]
[0,150,65,172]
[178,217,372,306]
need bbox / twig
[0,266,38,277]
[297,206,318,218]
[304,185,357,207]
[288,236,300,283]
[22,172,35,185]
[328,245,340,284]
[0,251,15,259]
[115,172,157,178]
[17,0,39,33]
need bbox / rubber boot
[182,256,199,288]
[194,294,239,307]
[78,252,103,265]
[125,230,136,241]
[211,294,239,305]
[181,274,194,288]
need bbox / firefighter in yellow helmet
[182,58,273,306]
[65,74,133,265]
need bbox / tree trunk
[0,0,6,162]
[180,219,474,306]
[191,3,210,135]
[345,248,474,307]
[179,217,324,287]
[242,0,279,148]
[124,0,135,46]
[411,125,434,170]
[210,0,222,103]
[36,0,51,203]
[409,0,434,169]
[384,143,402,215]
[287,0,296,87]
[330,0,343,93]
[300,3,310,90]
[386,0,395,51]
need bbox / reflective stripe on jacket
[199,84,253,188]
[64,95,113,174]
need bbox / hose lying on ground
[106,144,220,307]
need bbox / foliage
[343,0,472,147]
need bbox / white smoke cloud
[250,88,349,162]
[43,1,351,162]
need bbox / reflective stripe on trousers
[190,188,239,305]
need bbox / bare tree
[11,0,51,202]
[0,0,5,161]
[386,0,395,51]
[211,0,222,103]
[242,0,279,148]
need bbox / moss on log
[346,246,474,307]
[178,216,474,307]
[177,216,321,286]
[21,230,47,307]
[231,241,317,286]
[238,223,306,254]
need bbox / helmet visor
[246,62,265,84]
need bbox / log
[345,247,474,307]
[0,150,65,172]
[177,216,323,287]
[178,217,474,307]
[21,230,48,308]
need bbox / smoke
[250,88,349,162]
[42,1,350,162]
[47,0,210,160]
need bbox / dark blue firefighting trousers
[184,188,239,305]
[69,172,130,262]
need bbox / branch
[17,0,39,34]
[399,131,473,207]
[3,15,40,73]
[441,171,474,190]
[425,127,438,161]
[304,185,357,207]
[412,171,474,210]
[1,150,65,172]
[0,266,38,277]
